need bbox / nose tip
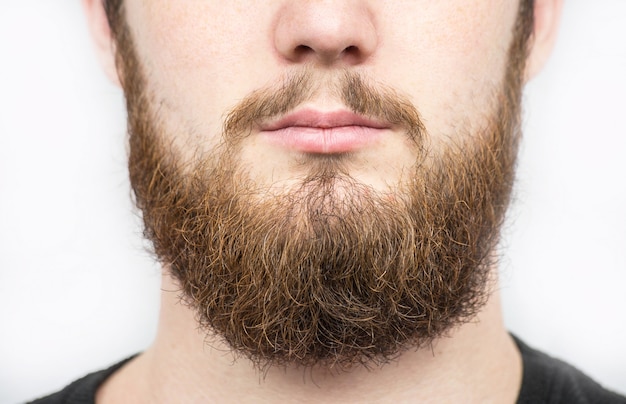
[273,2,378,66]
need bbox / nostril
[292,44,361,63]
[343,45,359,57]
[294,44,314,59]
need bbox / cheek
[377,1,518,140]
[124,2,275,151]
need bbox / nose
[273,1,378,66]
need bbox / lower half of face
[116,1,529,370]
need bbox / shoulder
[27,356,136,404]
[514,336,625,404]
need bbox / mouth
[259,109,392,154]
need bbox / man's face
[110,0,532,369]
[118,1,521,191]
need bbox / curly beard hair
[110,2,534,370]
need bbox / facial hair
[113,3,533,370]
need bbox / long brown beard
[114,3,532,370]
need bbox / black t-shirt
[513,336,625,403]
[29,337,625,403]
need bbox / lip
[259,109,391,154]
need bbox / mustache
[222,70,426,146]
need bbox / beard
[113,4,532,371]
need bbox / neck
[98,272,522,403]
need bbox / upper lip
[259,109,391,131]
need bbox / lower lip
[260,126,386,154]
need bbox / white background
[1,1,625,402]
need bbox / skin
[83,0,563,402]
